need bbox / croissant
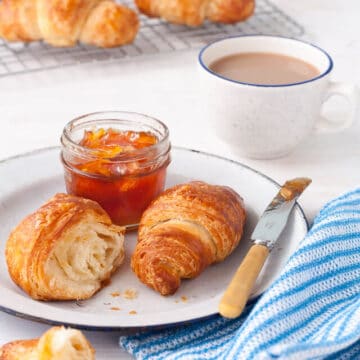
[0,0,139,47]
[6,193,125,301]
[135,0,255,26]
[131,181,246,295]
[0,326,95,360]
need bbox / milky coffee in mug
[209,52,321,85]
[198,36,359,159]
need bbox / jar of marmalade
[61,111,171,228]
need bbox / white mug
[198,35,359,159]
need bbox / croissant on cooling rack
[6,193,125,301]
[135,0,255,26]
[131,181,246,295]
[0,0,139,47]
[0,326,95,360]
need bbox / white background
[0,0,359,358]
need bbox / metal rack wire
[0,0,304,77]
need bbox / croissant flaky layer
[131,181,246,295]
[135,0,255,26]
[0,326,95,360]
[6,193,125,301]
[0,0,139,47]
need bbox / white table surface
[0,1,359,358]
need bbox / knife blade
[251,178,312,248]
[219,177,311,319]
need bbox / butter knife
[219,177,312,319]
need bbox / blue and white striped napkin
[119,189,360,359]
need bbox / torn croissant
[5,193,125,301]
[131,181,246,295]
[135,0,255,27]
[0,326,95,360]
[0,0,139,47]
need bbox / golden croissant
[6,193,125,301]
[135,0,255,26]
[0,326,95,360]
[131,181,246,295]
[0,0,139,47]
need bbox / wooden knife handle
[219,244,269,319]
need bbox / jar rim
[61,111,170,162]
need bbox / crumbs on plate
[175,296,188,304]
[111,291,121,297]
[129,310,137,315]
[111,307,121,311]
[124,288,138,300]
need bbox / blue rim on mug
[198,34,334,88]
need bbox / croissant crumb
[123,288,138,300]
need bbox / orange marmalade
[61,112,171,227]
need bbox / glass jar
[61,111,171,228]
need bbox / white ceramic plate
[0,147,308,331]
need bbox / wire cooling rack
[0,0,304,77]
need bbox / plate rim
[0,146,309,332]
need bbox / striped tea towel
[119,189,360,359]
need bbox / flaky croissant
[6,193,125,301]
[135,0,255,26]
[0,0,139,47]
[0,326,95,360]
[131,181,246,295]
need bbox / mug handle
[315,81,360,133]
